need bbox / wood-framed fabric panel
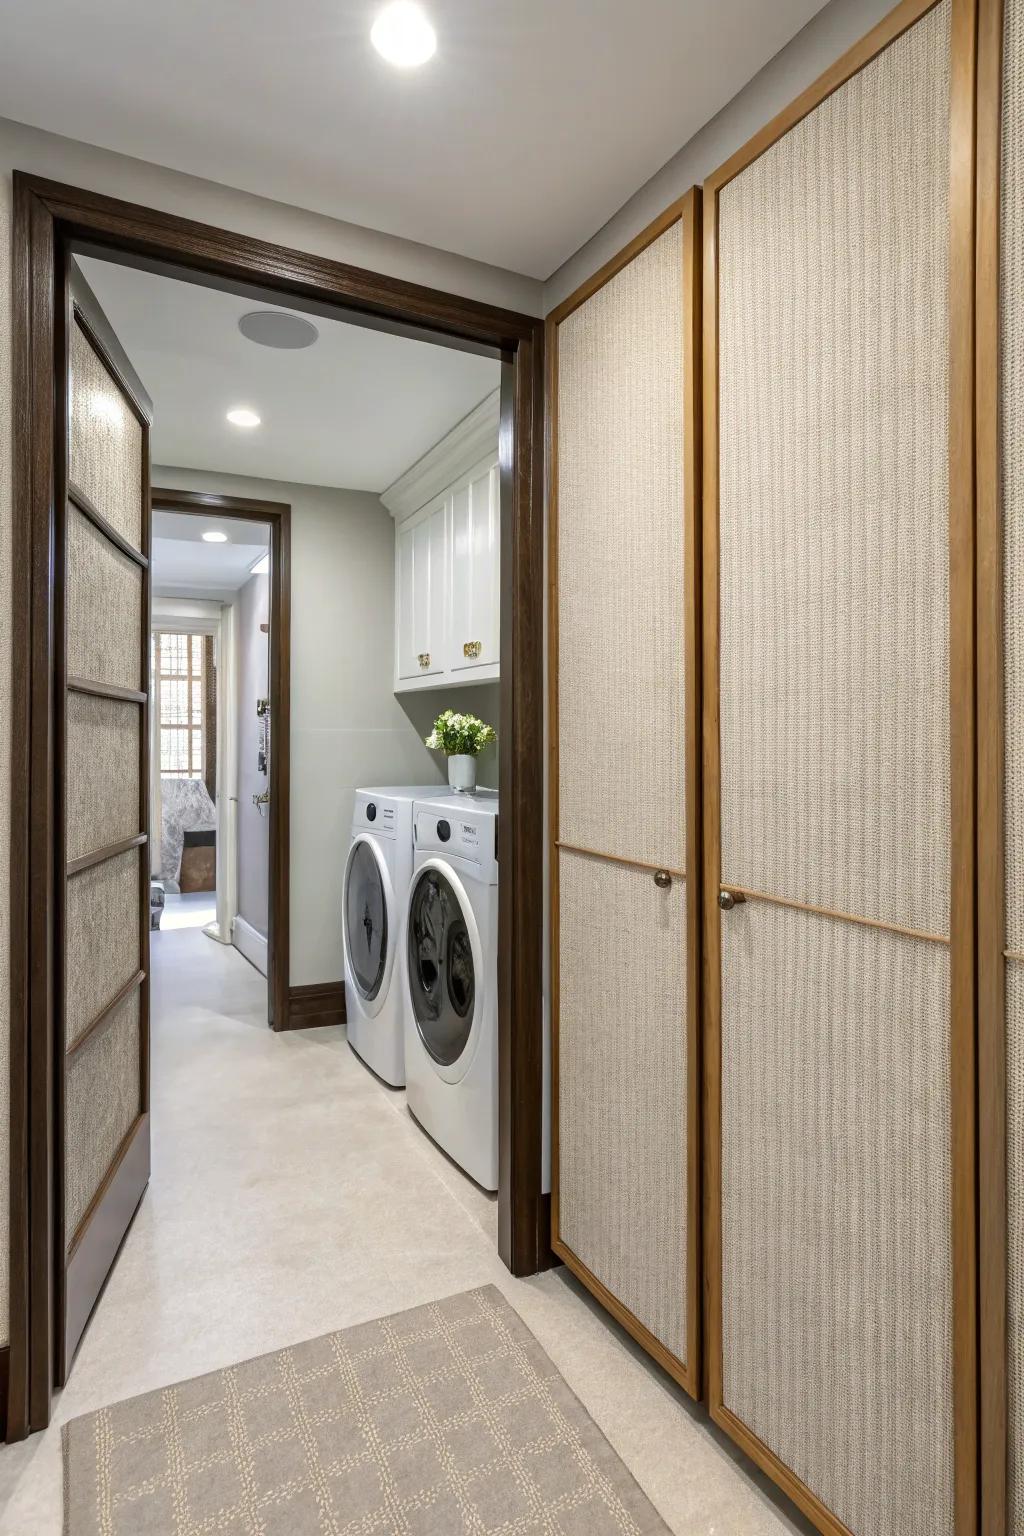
[702,1,978,1533]
[58,274,153,1384]
[548,189,702,1397]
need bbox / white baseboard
[232,914,268,977]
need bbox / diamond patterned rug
[62,1284,670,1534]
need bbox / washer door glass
[408,868,475,1066]
[346,841,388,1001]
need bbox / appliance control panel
[354,793,397,836]
[415,807,495,863]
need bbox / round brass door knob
[653,870,672,889]
[719,889,736,910]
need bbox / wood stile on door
[547,188,703,1399]
[9,173,546,1438]
[976,1,1008,1532]
[149,486,292,1035]
[701,1,979,1534]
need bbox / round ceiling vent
[238,310,319,350]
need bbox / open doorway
[7,178,544,1437]
[146,492,286,1031]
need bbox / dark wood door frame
[150,487,291,1035]
[9,171,546,1439]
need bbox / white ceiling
[5,1,828,278]
[78,256,501,490]
[152,509,270,599]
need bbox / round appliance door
[407,860,483,1084]
[343,835,395,1016]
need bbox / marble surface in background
[160,776,215,888]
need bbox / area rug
[63,1284,669,1535]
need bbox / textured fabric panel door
[1003,0,1024,1522]
[717,2,951,937]
[64,992,141,1245]
[65,850,141,1049]
[556,223,685,871]
[558,851,686,1361]
[711,5,956,1534]
[65,692,140,862]
[59,287,151,1381]
[69,320,143,550]
[66,502,143,692]
[551,197,699,1393]
[721,902,953,1534]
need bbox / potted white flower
[425,709,497,794]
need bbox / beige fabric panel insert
[65,693,140,863]
[717,0,951,937]
[556,222,685,869]
[64,988,141,1248]
[721,900,953,1535]
[65,849,141,1049]
[1003,0,1024,1523]
[66,501,143,693]
[69,319,143,551]
[558,850,686,1362]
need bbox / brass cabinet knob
[463,640,482,659]
[418,653,431,668]
[653,870,672,889]
[719,889,746,910]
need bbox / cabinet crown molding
[381,389,500,522]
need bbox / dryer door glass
[408,868,475,1065]
[346,841,388,1000]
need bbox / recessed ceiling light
[371,2,436,67]
[239,311,319,350]
[202,530,229,544]
[227,407,261,427]
[249,553,270,575]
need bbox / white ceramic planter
[447,754,477,794]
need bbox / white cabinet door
[450,460,499,676]
[395,498,446,684]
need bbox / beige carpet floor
[63,1285,670,1535]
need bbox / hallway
[0,930,807,1534]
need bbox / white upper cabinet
[395,496,447,683]
[449,460,499,678]
[385,391,501,694]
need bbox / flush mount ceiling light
[226,407,261,427]
[371,1,436,67]
[249,553,270,575]
[202,530,229,544]
[238,310,319,349]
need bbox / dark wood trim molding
[63,1115,150,1374]
[68,483,149,568]
[9,171,545,1435]
[66,678,148,706]
[285,982,347,1030]
[152,486,292,1034]
[66,972,146,1061]
[66,832,148,878]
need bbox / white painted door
[450,460,499,676]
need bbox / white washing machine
[404,791,499,1190]
[343,786,440,1087]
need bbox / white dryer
[404,792,499,1190]
[343,786,439,1087]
